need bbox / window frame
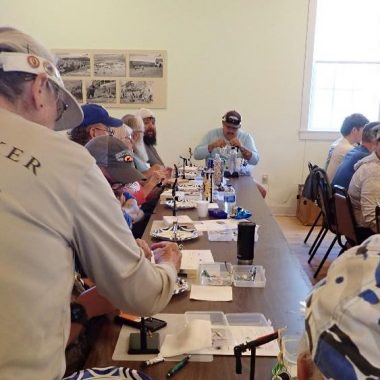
[299,0,380,140]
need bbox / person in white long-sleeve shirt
[0,27,181,380]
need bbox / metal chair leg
[308,228,327,263]
[308,225,325,256]
[313,235,338,278]
[304,212,322,244]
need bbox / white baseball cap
[136,108,155,120]
[0,51,83,131]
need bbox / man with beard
[122,114,151,167]
[136,108,165,166]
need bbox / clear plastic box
[199,262,233,286]
[225,312,269,326]
[185,311,228,326]
[232,265,266,287]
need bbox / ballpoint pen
[167,354,191,377]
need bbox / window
[300,0,380,139]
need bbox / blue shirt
[193,127,259,165]
[331,145,371,189]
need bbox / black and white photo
[86,80,117,103]
[120,80,154,104]
[63,79,83,103]
[94,53,126,77]
[56,52,91,76]
[129,53,163,78]
[53,48,166,108]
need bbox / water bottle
[224,185,236,217]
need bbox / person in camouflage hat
[298,235,380,380]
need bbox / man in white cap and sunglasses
[0,27,181,380]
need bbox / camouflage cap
[304,235,380,379]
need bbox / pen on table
[143,356,164,367]
[167,354,191,377]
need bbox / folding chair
[308,168,343,278]
[333,185,359,250]
[302,162,322,244]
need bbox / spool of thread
[237,222,256,264]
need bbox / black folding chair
[333,185,359,251]
[302,162,322,244]
[307,168,344,278]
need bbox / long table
[85,176,311,379]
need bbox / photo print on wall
[54,49,167,108]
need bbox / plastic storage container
[185,311,228,326]
[232,265,266,287]
[225,312,269,327]
[199,262,233,286]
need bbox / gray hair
[123,115,144,132]
[362,121,380,143]
[0,27,55,102]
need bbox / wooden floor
[274,216,341,285]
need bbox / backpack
[302,163,331,202]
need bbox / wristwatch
[70,302,88,326]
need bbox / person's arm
[237,133,260,165]
[72,164,179,317]
[193,131,219,160]
[67,286,117,345]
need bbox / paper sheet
[112,313,278,361]
[160,319,212,357]
[230,325,280,357]
[180,250,214,272]
[190,325,279,357]
[190,285,233,301]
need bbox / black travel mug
[237,222,256,264]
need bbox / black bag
[302,163,330,202]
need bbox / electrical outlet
[262,174,268,185]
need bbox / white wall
[1,0,333,214]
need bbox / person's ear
[30,73,49,110]
[88,126,96,138]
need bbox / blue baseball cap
[78,104,123,128]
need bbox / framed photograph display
[54,49,167,108]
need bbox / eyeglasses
[93,127,114,136]
[48,80,68,122]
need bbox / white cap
[136,108,155,120]
[0,52,83,131]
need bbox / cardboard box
[296,184,322,226]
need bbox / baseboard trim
[269,205,295,216]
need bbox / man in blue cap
[70,104,123,145]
